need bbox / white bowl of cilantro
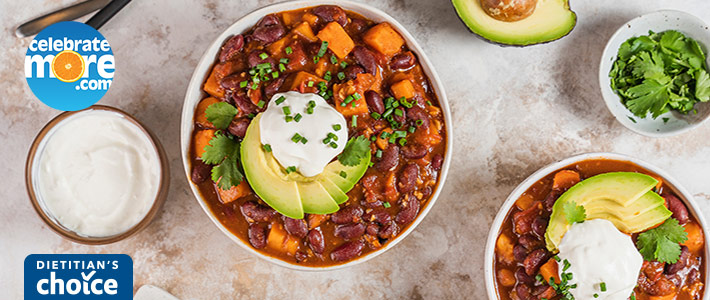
[600,10,710,137]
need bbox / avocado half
[452,0,577,46]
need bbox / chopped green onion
[291,133,302,143]
[285,46,293,55]
[300,137,308,144]
[313,56,319,63]
[317,41,328,57]
[330,55,338,65]
[408,126,416,133]
[327,132,338,141]
[398,138,407,146]
[256,62,271,69]
[275,96,286,105]
[380,131,390,139]
[271,71,279,79]
[324,71,332,81]
[382,108,394,118]
[340,61,348,68]
[252,76,260,84]
[353,93,362,100]
[337,72,345,80]
[280,58,289,64]
[284,115,293,122]
[279,63,286,72]
[426,100,433,106]
[259,52,268,60]
[294,113,302,122]
[344,95,354,104]
[285,166,297,173]
[600,282,606,292]
[307,81,314,87]
[383,202,391,208]
[323,137,331,144]
[351,115,357,127]
[247,113,255,119]
[308,100,316,108]
[333,124,341,131]
[394,108,403,117]
[239,80,248,88]
[415,119,424,126]
[306,107,314,114]
[339,171,347,178]
[251,83,259,90]
[257,100,265,108]
[375,150,383,158]
[329,142,338,148]
[282,106,291,115]
[262,144,272,152]
[371,112,381,120]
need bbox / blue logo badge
[24,254,132,299]
[24,21,115,111]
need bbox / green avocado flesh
[545,172,672,252]
[241,114,370,219]
[452,0,577,46]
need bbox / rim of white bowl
[180,0,452,271]
[599,10,710,138]
[484,152,710,299]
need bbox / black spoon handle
[85,0,132,30]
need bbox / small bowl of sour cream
[25,105,169,244]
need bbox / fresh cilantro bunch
[636,218,688,263]
[200,102,244,190]
[610,30,710,119]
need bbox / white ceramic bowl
[599,10,710,137]
[484,152,710,299]
[180,0,452,270]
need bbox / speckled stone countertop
[2,0,710,299]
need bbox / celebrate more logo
[24,21,115,111]
[25,254,132,300]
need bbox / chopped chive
[275,96,286,105]
[553,255,561,262]
[282,106,291,115]
[337,72,345,80]
[339,171,347,178]
[280,58,290,64]
[340,102,347,107]
[317,41,328,57]
[392,101,400,108]
[340,61,348,68]
[323,137,331,144]
[247,113,255,119]
[344,95,354,104]
[330,55,338,65]
[600,282,606,292]
[408,126,416,133]
[252,77,260,84]
[324,71,332,81]
[306,107,314,114]
[383,202,391,208]
[380,131,390,138]
[371,112,381,120]
[259,52,268,60]
[294,113,303,122]
[271,71,279,79]
[351,115,357,128]
[262,144,272,152]
[279,63,286,72]
[257,100,265,108]
[594,294,599,298]
[371,136,377,142]
[285,166,297,173]
[307,81,314,87]
[333,124,342,131]
[415,119,424,126]
[251,82,259,90]
[398,138,407,146]
[249,69,256,75]
[394,108,403,117]
[353,92,361,100]
[285,46,293,55]
[308,100,316,108]
[239,80,248,88]
[393,131,407,138]
[329,142,338,148]
[327,132,338,141]
[426,100,433,106]
[291,133,302,143]
[300,137,308,144]
[256,62,271,70]
[313,56,319,63]
[375,150,383,158]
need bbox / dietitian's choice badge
[25,21,114,111]
[24,254,132,299]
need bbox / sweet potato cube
[217,180,251,204]
[288,71,326,93]
[333,73,373,117]
[552,170,581,191]
[363,23,405,56]
[203,70,224,98]
[194,129,215,158]
[195,97,220,128]
[267,36,292,56]
[390,79,415,100]
[302,13,318,27]
[267,223,299,255]
[292,22,318,42]
[317,22,355,59]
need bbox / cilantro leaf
[205,102,238,129]
[632,51,668,83]
[695,69,710,102]
[626,79,671,118]
[337,135,370,166]
[636,218,688,263]
[200,132,244,190]
[659,30,686,52]
[563,201,586,224]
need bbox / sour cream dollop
[557,219,643,300]
[36,109,161,237]
[260,91,348,177]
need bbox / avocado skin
[451,0,577,47]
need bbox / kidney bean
[232,93,259,116]
[366,223,380,236]
[295,251,307,262]
[331,206,363,224]
[363,210,392,225]
[664,194,689,224]
[227,118,250,138]
[390,52,416,70]
[335,223,366,240]
[688,268,700,284]
[191,160,211,184]
[513,205,539,235]
[312,5,348,26]
[248,224,267,249]
[406,106,430,130]
[379,222,398,239]
[420,186,432,199]
[375,145,400,172]
[396,194,420,224]
[307,229,325,254]
[283,216,308,239]
[401,143,428,159]
[514,267,535,285]
[352,46,378,75]
[365,91,384,114]
[343,65,365,81]
[252,15,285,44]
[347,18,369,34]
[516,284,532,300]
[362,199,384,208]
[513,244,528,262]
[240,201,276,222]
[219,34,244,63]
[220,74,245,90]
[665,246,690,275]
[431,154,443,171]
[361,174,382,193]
[331,241,364,261]
[518,234,543,251]
[264,77,285,100]
[398,163,419,194]
[533,286,556,299]
[523,249,549,275]
[247,50,275,68]
[543,192,558,211]
[531,217,548,238]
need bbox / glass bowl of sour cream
[25,105,169,244]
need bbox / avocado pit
[480,0,537,22]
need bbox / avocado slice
[545,172,672,252]
[452,0,577,46]
[241,114,370,218]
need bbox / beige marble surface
[2,0,710,299]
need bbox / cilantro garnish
[563,201,586,224]
[636,218,688,263]
[337,135,370,166]
[200,132,244,190]
[609,30,710,119]
[205,102,238,129]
